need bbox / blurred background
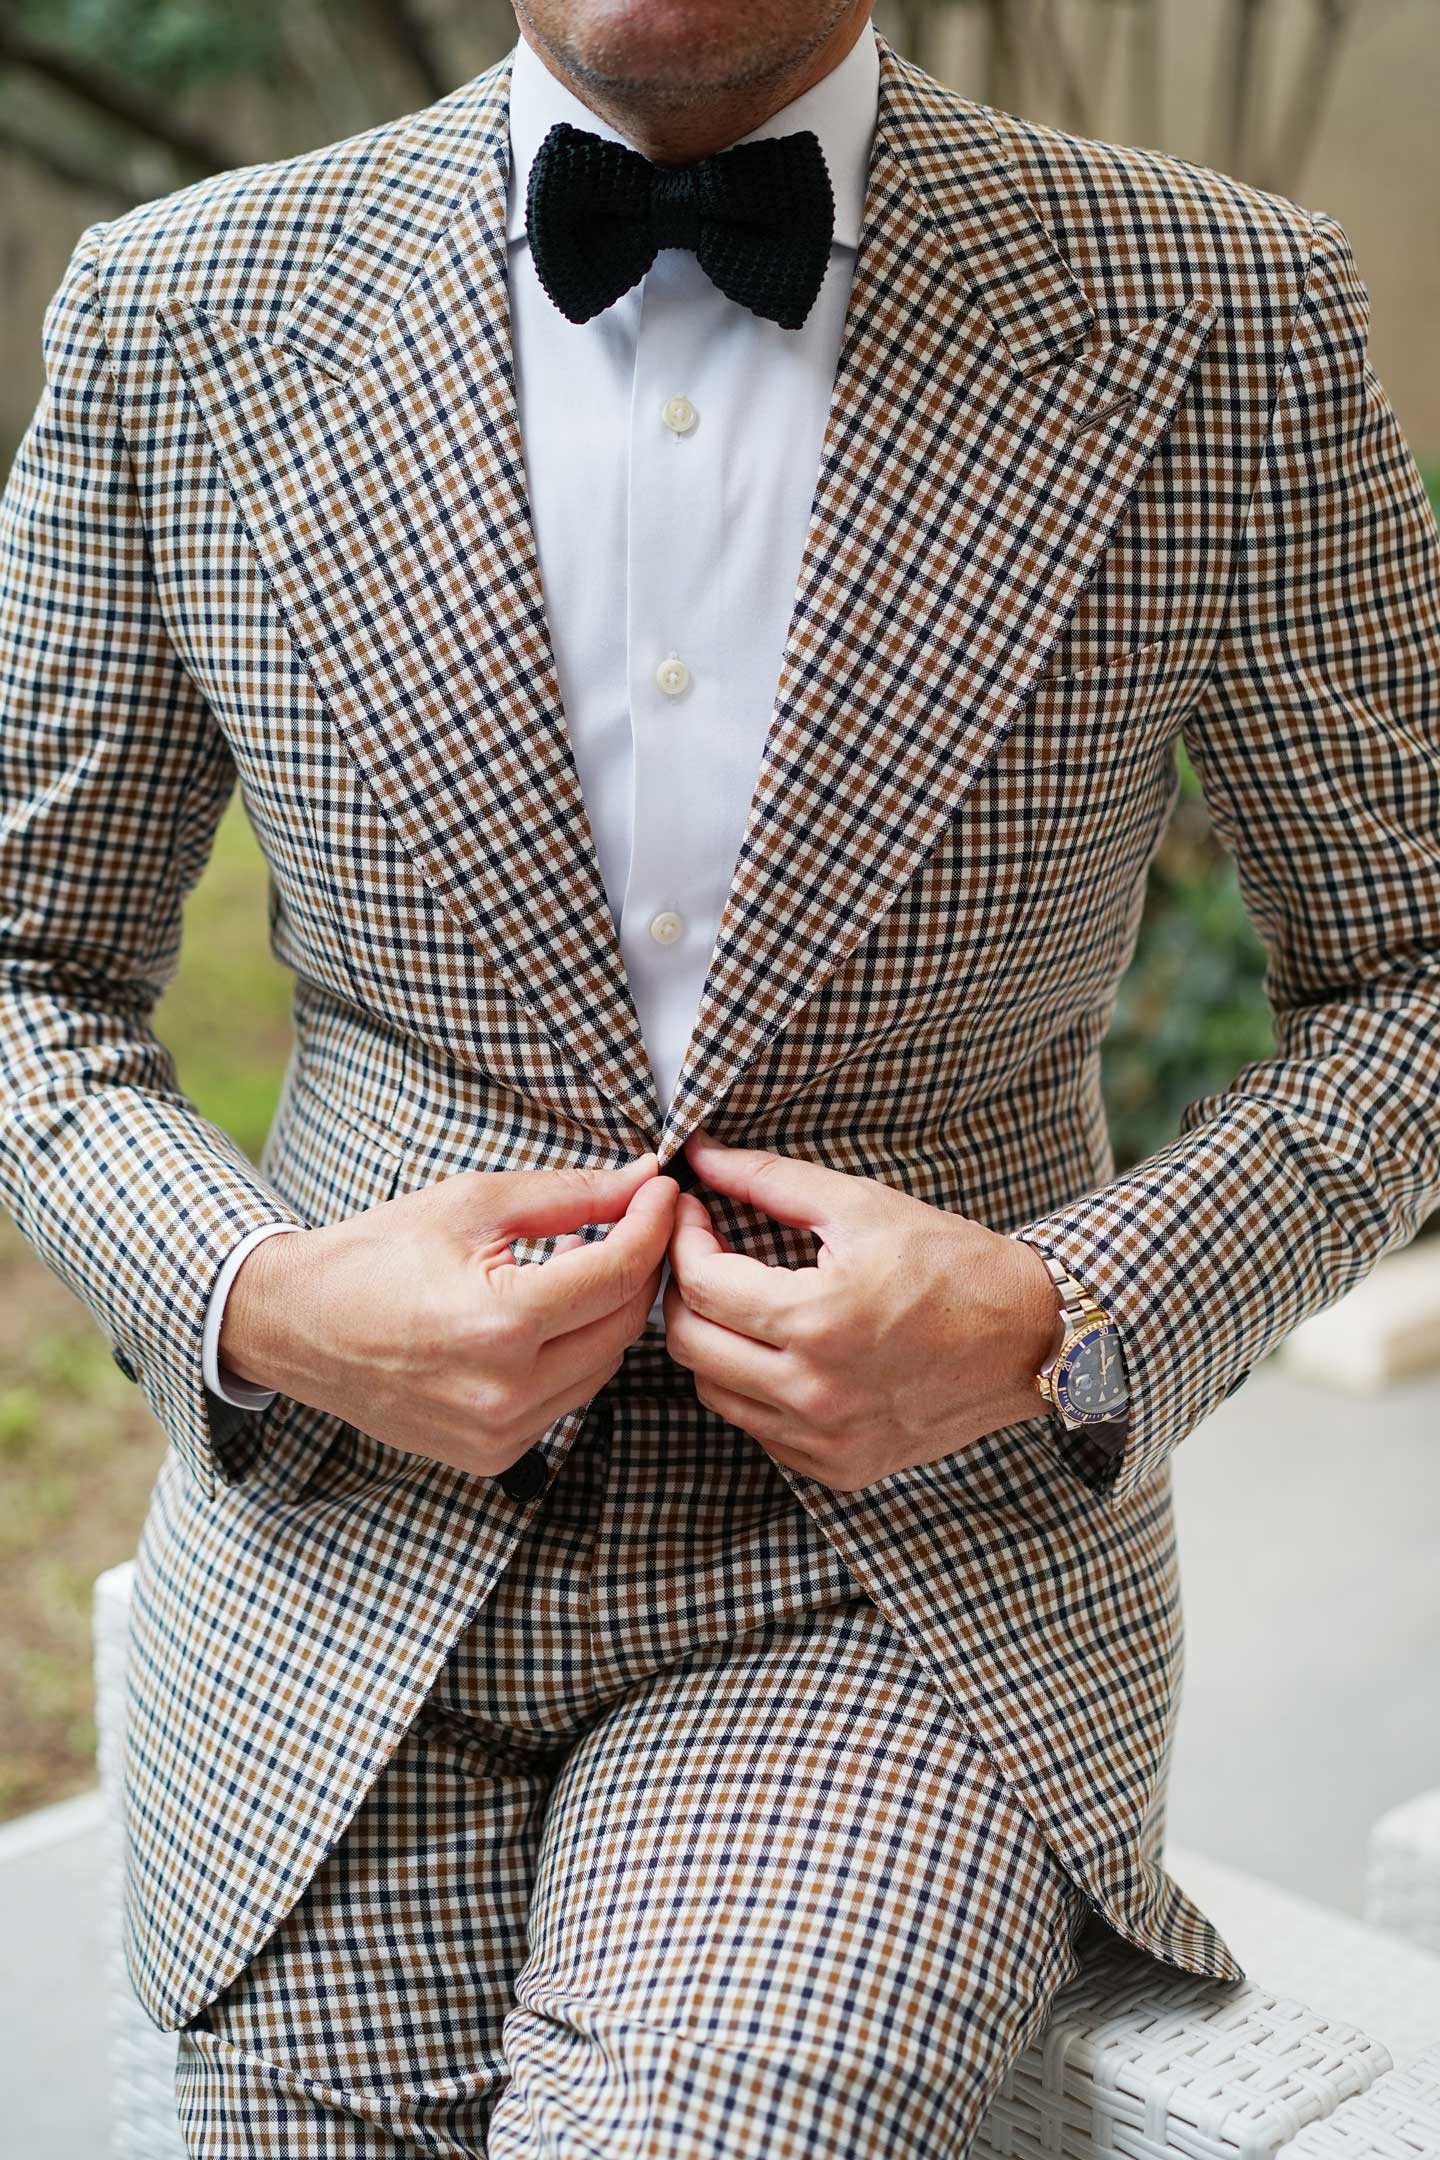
[1,0,1437,1896]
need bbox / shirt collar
[504,16,880,249]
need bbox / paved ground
[1,1795,110,2154]
[1169,1355,1440,1912]
[4,1353,1438,2152]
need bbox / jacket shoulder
[84,59,505,349]
[986,102,1319,338]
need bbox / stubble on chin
[510,0,858,113]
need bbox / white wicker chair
[95,1564,188,2160]
[1272,2044,1440,2157]
[1365,1790,1440,1958]
[973,1942,1396,2160]
[93,1562,1440,2159]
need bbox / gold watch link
[1013,1237,1128,1429]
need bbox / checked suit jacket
[2,25,1439,2029]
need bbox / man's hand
[663,1130,1063,1492]
[219,1154,677,1478]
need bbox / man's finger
[515,1176,677,1339]
[531,1257,665,1400]
[682,1129,871,1239]
[667,1190,816,1347]
[485,1152,660,1240]
[664,1278,795,1403]
[682,1373,798,1456]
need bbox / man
[2,0,1437,2148]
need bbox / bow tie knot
[648,165,703,253]
[524,120,836,330]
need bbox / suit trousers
[174,1347,1093,2158]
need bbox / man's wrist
[1010,1233,1132,1440]
[217,1225,309,1395]
[1007,1232,1066,1377]
[203,1222,306,1407]
[985,1230,1065,1424]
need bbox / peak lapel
[657,33,1216,1161]
[154,55,663,1136]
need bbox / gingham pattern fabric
[173,1381,1094,2156]
[1,24,1437,2032]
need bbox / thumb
[487,1153,659,1240]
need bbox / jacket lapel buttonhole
[1070,390,1139,441]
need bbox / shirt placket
[621,254,727,1119]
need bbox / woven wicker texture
[1365,1794,1440,1958]
[975,1924,1394,2160]
[1274,2044,1440,2156]
[95,1563,186,2160]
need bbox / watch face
[1054,1321,1128,1422]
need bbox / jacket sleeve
[1010,209,1440,1507]
[0,222,309,1500]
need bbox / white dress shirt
[204,18,882,1406]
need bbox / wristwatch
[1014,1239,1130,1430]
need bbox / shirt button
[497,1447,549,1501]
[655,655,691,698]
[661,394,697,434]
[649,910,685,945]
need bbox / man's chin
[516,2,812,106]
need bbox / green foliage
[155,793,294,1160]
[0,1467,76,1555]
[1102,750,1274,1169]
[15,0,282,92]
[0,1224,174,1819]
[0,1386,43,1460]
[28,1328,116,1400]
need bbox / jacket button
[111,1346,138,1384]
[497,1447,548,1501]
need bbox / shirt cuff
[202,1221,307,1408]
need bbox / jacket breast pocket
[1023,633,1171,719]
[1010,633,1179,792]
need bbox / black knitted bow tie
[524,120,835,330]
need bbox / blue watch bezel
[1051,1315,1128,1425]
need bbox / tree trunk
[1129,0,1163,148]
[1262,0,1354,194]
[0,18,242,176]
[983,0,1022,109]
[1213,0,1267,180]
